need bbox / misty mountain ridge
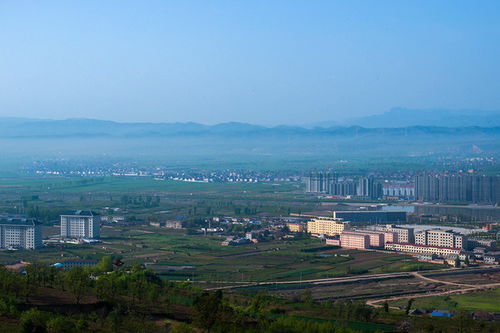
[0,116,499,162]
[2,109,500,138]
[340,108,500,128]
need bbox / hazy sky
[1,1,499,125]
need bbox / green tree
[300,289,313,305]
[19,309,49,333]
[405,298,414,315]
[94,256,113,273]
[46,316,75,333]
[64,267,90,304]
[383,301,389,313]
[192,290,223,332]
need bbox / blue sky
[0,1,499,125]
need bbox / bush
[46,316,75,333]
[19,309,50,333]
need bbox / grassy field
[389,288,500,312]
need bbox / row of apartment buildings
[415,174,500,204]
[337,226,466,257]
[305,172,500,204]
[304,173,383,199]
[299,216,469,257]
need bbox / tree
[192,290,223,332]
[455,256,461,268]
[300,289,313,305]
[64,267,90,304]
[94,256,113,273]
[405,298,414,315]
[383,301,389,313]
[95,271,122,304]
[46,316,75,333]
[19,309,49,333]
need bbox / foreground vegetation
[1,261,499,333]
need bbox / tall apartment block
[304,172,335,193]
[60,210,101,239]
[0,215,42,250]
[304,172,382,199]
[384,224,415,243]
[415,173,500,204]
[415,229,467,249]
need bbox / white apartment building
[415,229,467,249]
[385,242,461,257]
[0,215,42,250]
[60,210,101,239]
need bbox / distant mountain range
[342,108,500,128]
[1,114,499,162]
[308,108,500,128]
[1,110,500,138]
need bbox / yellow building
[287,223,304,232]
[307,217,349,236]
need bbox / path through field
[366,271,500,308]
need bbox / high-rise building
[305,172,335,193]
[356,177,382,199]
[415,173,499,204]
[0,215,42,250]
[415,229,467,249]
[382,183,415,199]
[60,210,101,239]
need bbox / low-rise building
[54,259,99,270]
[468,239,497,249]
[333,211,406,223]
[165,221,184,229]
[384,225,415,243]
[385,242,461,256]
[383,231,399,243]
[340,232,370,250]
[415,229,467,249]
[352,230,385,247]
[307,217,349,236]
[287,222,305,232]
[325,238,341,246]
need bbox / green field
[0,224,444,286]
[390,288,500,312]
